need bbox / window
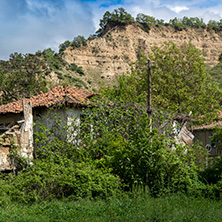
[210,132,216,148]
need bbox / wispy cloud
[167,6,189,13]
[0,0,222,60]
[0,0,94,60]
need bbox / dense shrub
[7,160,119,203]
[80,99,202,195]
[68,63,85,76]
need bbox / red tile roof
[0,85,95,114]
[193,121,222,130]
[193,111,222,130]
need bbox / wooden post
[146,60,152,188]
[147,60,152,131]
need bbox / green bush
[7,160,119,203]
[68,63,85,76]
[96,8,134,36]
[71,36,87,48]
[80,99,202,195]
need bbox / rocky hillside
[61,23,222,91]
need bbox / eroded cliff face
[63,24,222,90]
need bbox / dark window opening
[210,132,216,148]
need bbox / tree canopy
[101,41,222,120]
[0,52,49,104]
[96,8,134,36]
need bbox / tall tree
[0,52,49,104]
[96,8,134,36]
[101,41,222,120]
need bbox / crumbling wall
[0,101,33,171]
[0,124,22,171]
[19,101,33,159]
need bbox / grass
[1,194,222,221]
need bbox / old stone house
[0,85,95,171]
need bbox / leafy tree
[136,13,156,26]
[41,48,67,70]
[79,98,202,194]
[101,41,221,120]
[136,13,157,32]
[181,17,206,29]
[71,35,87,48]
[207,20,219,32]
[169,17,185,31]
[59,40,71,54]
[208,59,222,89]
[0,52,49,104]
[96,8,134,36]
[87,34,97,41]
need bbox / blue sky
[0,0,221,60]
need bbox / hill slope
[61,23,222,91]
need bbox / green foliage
[208,62,222,89]
[8,160,119,202]
[1,117,120,203]
[211,128,222,155]
[58,36,87,54]
[59,40,71,54]
[169,17,186,31]
[80,99,202,195]
[87,34,97,41]
[150,41,221,119]
[0,48,68,104]
[62,75,87,89]
[0,97,221,203]
[1,194,222,221]
[96,8,134,37]
[207,19,222,32]
[191,142,209,170]
[134,13,222,32]
[71,35,87,48]
[182,16,206,29]
[136,13,156,26]
[101,41,222,120]
[2,194,222,221]
[169,16,207,31]
[67,63,85,76]
[0,52,48,104]
[136,13,158,32]
[39,48,67,71]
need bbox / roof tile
[0,85,95,114]
[193,111,222,130]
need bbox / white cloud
[0,0,95,60]
[167,5,189,13]
[0,0,222,60]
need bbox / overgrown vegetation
[0,100,205,203]
[96,8,134,37]
[59,35,87,54]
[102,41,221,121]
[0,52,49,104]
[95,8,222,37]
[67,63,85,76]
[1,7,222,220]
[209,62,222,88]
[208,52,222,88]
